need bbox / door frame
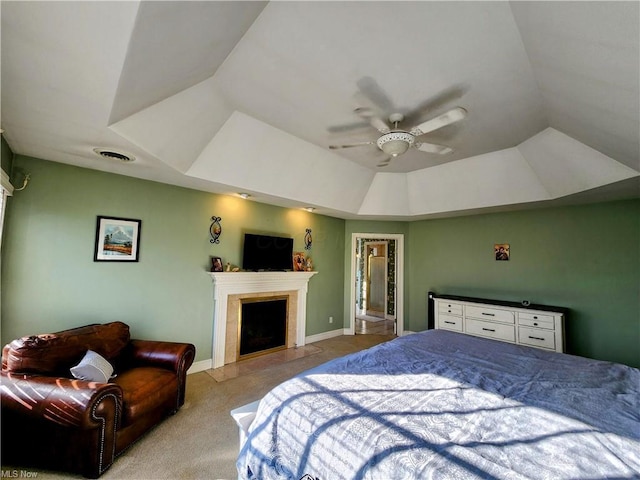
[347,233,404,336]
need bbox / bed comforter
[237,329,640,480]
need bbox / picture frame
[494,243,510,261]
[94,216,141,262]
[211,256,224,272]
[293,252,306,271]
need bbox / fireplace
[208,271,317,368]
[239,296,288,359]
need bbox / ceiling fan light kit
[377,132,415,157]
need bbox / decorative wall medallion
[304,228,312,250]
[210,216,222,244]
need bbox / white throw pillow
[70,350,114,383]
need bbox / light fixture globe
[376,131,415,157]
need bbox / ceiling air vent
[93,148,135,163]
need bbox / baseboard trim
[305,328,344,344]
[402,330,417,335]
[187,359,212,375]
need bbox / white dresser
[434,295,566,353]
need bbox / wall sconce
[210,216,222,244]
[304,228,312,250]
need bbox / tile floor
[355,316,396,335]
[207,343,323,382]
[207,321,397,382]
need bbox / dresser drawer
[465,305,514,324]
[519,326,556,350]
[438,314,463,332]
[438,302,463,316]
[518,312,555,330]
[466,318,515,342]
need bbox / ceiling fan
[329,106,467,167]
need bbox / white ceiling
[1,1,638,220]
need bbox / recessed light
[304,207,315,212]
[238,193,250,199]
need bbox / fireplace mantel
[208,271,317,368]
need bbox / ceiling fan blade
[329,141,376,150]
[402,84,469,127]
[327,121,371,133]
[415,142,454,155]
[356,76,395,113]
[409,107,467,136]
[354,107,390,133]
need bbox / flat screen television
[242,233,294,271]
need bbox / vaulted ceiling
[2,1,638,220]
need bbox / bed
[235,329,640,479]
[237,330,640,480]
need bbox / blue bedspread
[237,330,640,479]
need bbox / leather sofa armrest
[1,371,123,429]
[128,340,195,374]
[1,371,123,477]
[127,340,195,408]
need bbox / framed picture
[94,216,141,262]
[494,243,510,261]
[293,252,306,271]
[211,256,224,272]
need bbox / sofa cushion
[113,367,178,426]
[4,322,130,375]
[70,350,114,383]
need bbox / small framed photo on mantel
[211,256,224,272]
[94,216,141,262]
[293,252,306,271]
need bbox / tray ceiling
[2,1,638,219]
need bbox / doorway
[348,233,404,336]
[364,241,387,318]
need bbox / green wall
[407,200,640,367]
[1,156,345,361]
[3,155,638,368]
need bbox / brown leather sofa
[1,321,196,478]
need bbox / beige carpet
[4,334,394,480]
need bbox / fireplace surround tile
[208,271,317,368]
